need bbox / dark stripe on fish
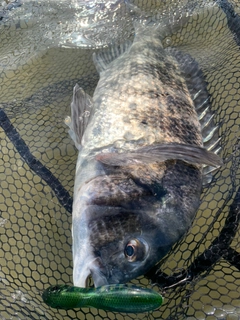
[168,117,200,145]
[88,209,142,247]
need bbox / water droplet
[0,218,8,227]
[165,37,172,46]
[11,290,28,303]
[83,110,90,117]
[64,116,71,126]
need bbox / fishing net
[0,0,240,319]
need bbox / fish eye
[125,244,134,257]
[124,239,145,262]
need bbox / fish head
[72,206,169,287]
[72,161,202,287]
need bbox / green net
[0,0,240,319]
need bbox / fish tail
[125,0,191,40]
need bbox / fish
[65,16,222,288]
[42,284,163,313]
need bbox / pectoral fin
[65,84,93,149]
[96,143,223,167]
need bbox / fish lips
[73,254,109,288]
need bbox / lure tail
[88,284,164,313]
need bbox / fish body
[42,284,163,312]
[67,21,221,288]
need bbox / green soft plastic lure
[42,284,163,313]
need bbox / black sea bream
[66,22,222,287]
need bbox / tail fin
[125,0,198,39]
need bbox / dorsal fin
[166,48,222,185]
[92,40,132,73]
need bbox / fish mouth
[90,263,109,287]
[73,255,108,288]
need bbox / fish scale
[89,211,142,246]
[83,27,202,151]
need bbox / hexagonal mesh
[0,1,240,319]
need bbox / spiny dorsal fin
[92,40,132,73]
[166,48,222,185]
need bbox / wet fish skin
[80,160,202,287]
[85,27,203,150]
[68,23,221,287]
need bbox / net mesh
[0,0,240,319]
